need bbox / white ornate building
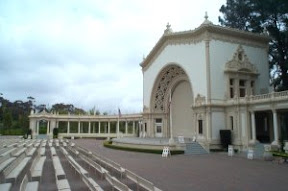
[141,17,288,150]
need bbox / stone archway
[150,64,194,138]
[171,80,194,137]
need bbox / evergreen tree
[219,0,288,91]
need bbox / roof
[140,20,270,71]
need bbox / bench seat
[0,183,12,191]
[25,181,39,191]
[0,157,15,172]
[57,179,70,190]
[6,157,31,182]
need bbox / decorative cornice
[140,23,270,71]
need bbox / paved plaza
[74,139,288,191]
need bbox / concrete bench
[57,179,71,191]
[40,147,46,156]
[67,155,88,176]
[12,147,27,157]
[51,147,57,156]
[26,147,37,156]
[60,147,69,156]
[126,170,161,191]
[82,175,103,191]
[0,157,16,173]
[6,156,31,183]
[33,143,40,148]
[79,154,107,179]
[2,152,25,180]
[0,148,16,157]
[52,156,66,180]
[105,172,132,191]
[20,175,39,191]
[0,183,12,191]
[31,156,46,181]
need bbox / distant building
[141,16,288,150]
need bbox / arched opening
[150,64,194,138]
[171,81,194,137]
[36,119,48,139]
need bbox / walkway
[73,139,288,191]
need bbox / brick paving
[73,139,288,191]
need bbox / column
[117,119,120,137]
[98,121,101,134]
[125,121,128,135]
[78,121,80,134]
[108,121,111,134]
[272,110,279,146]
[133,121,135,135]
[67,121,70,134]
[249,111,258,144]
[47,121,50,135]
[88,121,91,134]
[36,121,39,135]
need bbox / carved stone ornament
[225,45,258,75]
[153,65,186,112]
[195,94,206,106]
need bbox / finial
[166,22,171,30]
[201,11,213,25]
[204,11,208,20]
[164,22,172,34]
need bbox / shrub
[103,141,184,155]
[53,128,59,139]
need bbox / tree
[219,0,288,91]
[3,110,13,128]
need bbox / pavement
[73,139,288,191]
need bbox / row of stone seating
[61,146,102,191]
[73,144,162,191]
[0,138,47,190]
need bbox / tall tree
[219,0,288,91]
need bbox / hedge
[103,141,184,155]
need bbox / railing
[194,90,288,108]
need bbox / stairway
[185,142,208,155]
[252,143,265,159]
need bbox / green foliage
[103,141,185,155]
[219,0,288,91]
[0,128,25,135]
[3,109,13,128]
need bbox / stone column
[98,121,101,134]
[108,121,111,134]
[88,121,91,134]
[67,121,70,134]
[47,121,50,135]
[133,121,135,135]
[272,110,280,146]
[78,121,80,134]
[36,121,39,135]
[125,121,128,135]
[249,111,258,145]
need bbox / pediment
[225,45,258,75]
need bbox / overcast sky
[0,0,226,114]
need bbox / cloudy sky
[0,0,226,114]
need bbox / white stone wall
[209,40,270,100]
[143,42,207,110]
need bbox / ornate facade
[141,17,288,150]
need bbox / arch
[149,63,195,138]
[150,63,194,113]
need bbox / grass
[103,140,184,155]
